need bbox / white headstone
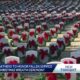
[61,58,77,80]
[5,56,20,80]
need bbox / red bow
[13,38,19,42]
[67,32,73,38]
[29,31,35,37]
[50,45,58,54]
[0,28,3,32]
[78,23,80,27]
[74,24,79,28]
[7,73,18,79]
[46,73,57,80]
[50,30,55,36]
[16,28,21,33]
[39,49,47,59]
[36,27,41,33]
[44,32,49,41]
[37,36,44,45]
[64,60,74,64]
[29,40,36,48]
[55,27,59,32]
[43,25,48,30]
[8,31,15,38]
[8,60,18,64]
[60,24,63,30]
[26,54,35,64]
[64,36,70,45]
[64,60,74,80]
[72,29,77,36]
[18,46,25,53]
[7,60,18,78]
[4,49,12,56]
[0,35,4,39]
[21,34,27,41]
[65,73,71,80]
[4,21,9,24]
[62,18,67,22]
[8,17,12,21]
[60,23,64,27]
[57,40,64,47]
[0,43,5,49]
[72,56,80,63]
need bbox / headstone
[5,56,20,80]
[61,58,77,80]
[25,50,38,64]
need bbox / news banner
[0,64,79,73]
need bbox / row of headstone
[0,16,79,64]
[0,0,79,13]
[4,56,77,80]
